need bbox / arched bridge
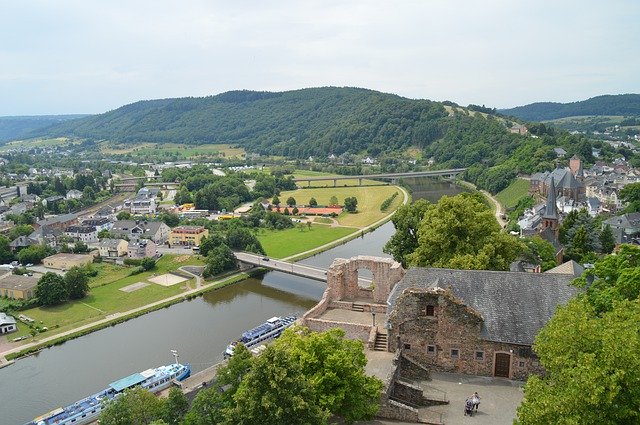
[234,252,372,285]
[293,168,466,187]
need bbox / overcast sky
[1,0,638,115]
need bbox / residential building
[81,217,113,232]
[128,239,157,259]
[43,253,94,270]
[603,213,640,245]
[111,220,170,243]
[0,312,17,334]
[124,197,157,215]
[0,275,38,299]
[66,189,83,200]
[530,167,585,202]
[34,213,78,231]
[28,227,63,248]
[64,225,99,243]
[169,226,209,246]
[8,236,37,252]
[43,195,65,208]
[88,238,129,258]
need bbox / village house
[65,189,83,200]
[34,213,78,231]
[0,274,39,299]
[88,238,129,258]
[8,235,37,252]
[169,226,209,247]
[128,239,157,259]
[603,212,640,245]
[64,225,99,243]
[111,220,170,244]
[81,217,113,232]
[0,312,17,334]
[124,197,157,215]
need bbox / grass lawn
[495,178,530,209]
[280,185,404,228]
[257,225,357,258]
[0,137,75,152]
[8,255,204,341]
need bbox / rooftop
[0,274,38,292]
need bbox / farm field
[100,142,246,159]
[256,225,356,259]
[495,178,530,209]
[0,137,75,151]
[280,185,404,228]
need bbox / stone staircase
[374,332,388,351]
[351,302,365,312]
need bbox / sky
[0,0,638,115]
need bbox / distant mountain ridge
[0,114,87,143]
[499,94,640,122]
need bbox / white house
[64,225,99,243]
[66,189,83,200]
[0,312,17,334]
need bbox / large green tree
[226,346,328,425]
[203,244,237,278]
[0,235,13,264]
[383,199,430,267]
[17,244,53,265]
[35,272,68,306]
[407,193,525,270]
[275,327,383,423]
[64,266,89,300]
[99,386,164,425]
[620,182,640,212]
[161,387,189,425]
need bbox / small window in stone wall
[418,302,436,317]
[450,348,459,359]
[475,351,484,361]
[404,343,411,350]
[427,345,436,355]
[519,361,525,368]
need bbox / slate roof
[388,267,579,346]
[0,312,16,326]
[542,177,559,220]
[546,260,584,277]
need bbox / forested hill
[0,114,87,143]
[31,87,449,158]
[499,94,640,121]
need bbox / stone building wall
[388,289,544,380]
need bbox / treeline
[499,93,640,121]
[0,115,86,143]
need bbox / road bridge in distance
[293,168,466,187]
[234,251,372,286]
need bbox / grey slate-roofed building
[603,212,640,244]
[387,267,579,379]
[530,167,585,202]
[111,220,169,244]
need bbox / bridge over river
[234,252,372,285]
[293,168,466,186]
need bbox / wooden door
[494,353,511,378]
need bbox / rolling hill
[0,114,87,143]
[499,94,640,121]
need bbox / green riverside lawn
[10,255,204,339]
[257,224,356,259]
[495,178,530,209]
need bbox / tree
[309,197,318,207]
[226,228,265,253]
[0,235,13,264]
[160,212,180,227]
[600,224,615,254]
[272,195,280,207]
[275,327,383,423]
[226,346,328,425]
[174,187,193,206]
[383,199,430,266]
[408,193,525,270]
[98,229,111,239]
[522,236,557,271]
[292,206,299,215]
[35,272,68,306]
[9,224,34,241]
[344,197,358,213]
[73,241,89,253]
[140,257,156,271]
[203,244,237,278]
[64,266,89,300]
[198,233,225,257]
[17,244,53,265]
[329,195,339,206]
[99,386,165,425]
[620,182,640,212]
[161,387,189,425]
[117,211,131,220]
[286,196,296,206]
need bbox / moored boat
[25,353,190,425]
[225,315,297,356]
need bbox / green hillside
[0,115,87,143]
[499,94,640,121]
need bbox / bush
[129,266,144,276]
[380,192,398,212]
[123,258,142,266]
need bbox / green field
[8,255,204,340]
[257,225,356,259]
[0,137,75,151]
[495,178,530,209]
[280,185,404,228]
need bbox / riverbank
[1,186,409,362]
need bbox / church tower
[541,176,559,231]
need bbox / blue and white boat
[25,353,190,425]
[225,315,297,356]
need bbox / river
[0,178,465,424]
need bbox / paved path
[481,189,508,228]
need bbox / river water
[0,178,464,424]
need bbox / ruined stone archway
[325,256,405,304]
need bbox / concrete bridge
[293,168,466,187]
[234,252,372,285]
[113,182,179,191]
